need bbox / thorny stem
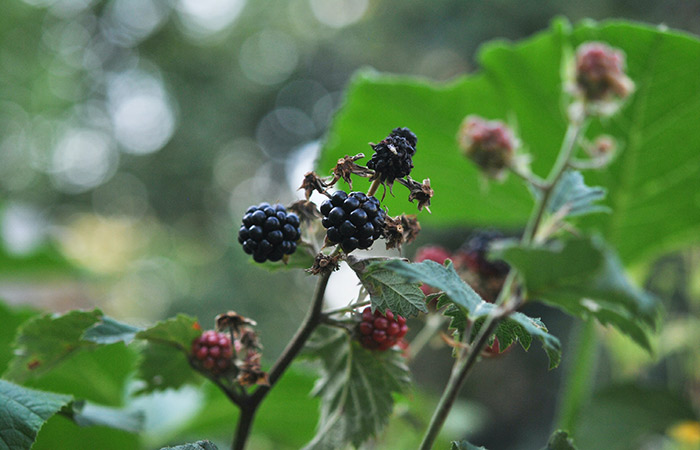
[418,119,587,450]
[231,265,333,450]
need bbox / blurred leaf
[4,309,102,382]
[575,384,696,450]
[542,430,578,450]
[135,315,203,394]
[348,256,428,318]
[0,379,72,450]
[0,243,75,276]
[82,316,142,345]
[319,20,700,265]
[69,401,144,433]
[492,235,658,351]
[160,441,219,450]
[32,414,140,450]
[0,301,37,375]
[542,170,609,218]
[452,441,488,450]
[301,326,410,449]
[383,259,561,368]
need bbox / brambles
[457,116,516,179]
[357,307,408,351]
[367,127,418,185]
[238,203,301,263]
[320,190,386,253]
[191,330,233,375]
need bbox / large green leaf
[382,259,561,368]
[0,301,37,375]
[452,441,488,450]
[301,326,411,450]
[318,19,700,265]
[0,379,72,450]
[492,235,658,351]
[32,414,140,450]
[348,256,428,318]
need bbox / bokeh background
[2,0,700,449]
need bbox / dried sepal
[383,214,421,251]
[397,176,433,212]
[329,154,374,189]
[299,171,330,200]
[288,199,322,223]
[307,251,343,275]
[216,311,258,336]
[236,351,269,387]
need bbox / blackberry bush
[367,127,417,184]
[238,203,301,263]
[191,330,234,375]
[320,190,386,253]
[357,306,408,351]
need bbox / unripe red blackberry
[457,116,515,179]
[320,191,386,253]
[191,330,234,375]
[575,42,633,102]
[238,203,301,263]
[414,245,452,295]
[457,230,509,279]
[357,307,408,351]
[367,127,417,184]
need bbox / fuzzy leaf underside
[301,326,410,450]
[452,441,489,450]
[349,256,428,318]
[384,259,561,368]
[544,170,609,218]
[492,236,658,351]
[0,379,72,450]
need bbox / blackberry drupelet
[238,203,301,263]
[367,127,417,184]
[319,190,386,253]
[357,307,408,351]
[191,330,234,375]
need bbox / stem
[367,178,382,197]
[555,318,599,434]
[231,268,333,449]
[408,313,448,361]
[323,300,370,316]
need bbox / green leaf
[575,384,696,450]
[543,170,609,218]
[318,20,700,265]
[160,441,219,450]
[135,315,203,394]
[542,430,578,450]
[301,326,410,450]
[0,379,72,450]
[383,259,561,368]
[69,401,144,433]
[0,301,37,375]
[452,441,488,450]
[82,316,142,345]
[492,235,659,351]
[348,256,428,318]
[33,414,140,450]
[4,309,102,382]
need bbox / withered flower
[216,311,258,336]
[398,176,434,212]
[298,171,329,200]
[307,251,343,275]
[287,199,322,223]
[329,154,374,189]
[383,214,421,251]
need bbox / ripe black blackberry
[238,203,301,263]
[459,230,509,279]
[191,330,234,375]
[367,127,417,184]
[357,307,408,351]
[319,191,386,253]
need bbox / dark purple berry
[191,330,232,375]
[321,191,386,253]
[357,307,408,351]
[366,128,417,184]
[238,203,301,263]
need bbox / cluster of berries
[320,191,386,253]
[191,330,234,375]
[367,127,417,184]
[357,307,408,351]
[457,116,516,179]
[238,203,301,263]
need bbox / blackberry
[320,190,386,253]
[367,127,417,184]
[191,330,234,375]
[458,230,509,279]
[414,245,452,296]
[357,307,408,351]
[457,116,515,178]
[238,203,301,263]
[575,42,633,101]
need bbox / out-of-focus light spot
[212,138,264,192]
[50,128,118,193]
[417,48,469,81]
[176,0,246,37]
[92,172,149,221]
[286,140,320,200]
[256,108,314,160]
[1,203,46,256]
[105,0,169,47]
[309,0,368,28]
[108,70,176,155]
[58,213,144,274]
[0,132,37,191]
[239,30,298,85]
